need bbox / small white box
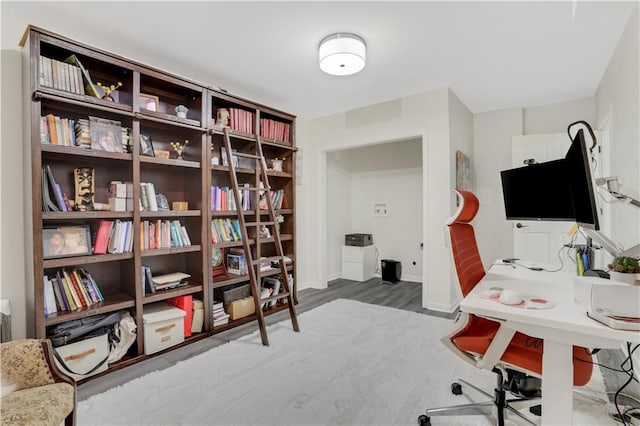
[143,302,186,355]
[109,197,127,212]
[109,182,127,198]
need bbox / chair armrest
[477,321,516,370]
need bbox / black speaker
[381,259,401,283]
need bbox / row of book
[40,114,130,153]
[262,188,285,210]
[211,184,251,211]
[141,220,192,250]
[43,268,104,315]
[212,300,230,326]
[140,182,167,212]
[211,218,242,243]
[39,55,86,96]
[94,220,134,254]
[259,118,291,144]
[227,108,255,135]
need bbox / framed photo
[139,93,160,112]
[89,116,123,153]
[43,225,92,259]
[140,134,155,157]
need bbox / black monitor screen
[565,129,600,230]
[500,159,575,222]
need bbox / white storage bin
[143,302,186,355]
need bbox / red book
[93,220,113,254]
[167,295,193,337]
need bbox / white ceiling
[2,1,637,119]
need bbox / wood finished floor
[78,278,455,400]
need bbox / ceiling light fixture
[319,33,366,76]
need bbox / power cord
[572,344,639,425]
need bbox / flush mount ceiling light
[319,33,366,76]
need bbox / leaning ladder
[222,128,300,345]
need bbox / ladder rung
[234,152,260,159]
[253,256,284,264]
[260,292,290,304]
[244,221,275,227]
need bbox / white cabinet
[342,245,376,282]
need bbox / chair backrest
[447,189,486,297]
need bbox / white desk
[460,264,640,425]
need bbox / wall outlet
[374,203,388,216]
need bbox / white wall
[326,151,352,280]
[524,98,596,135]
[297,90,459,312]
[472,108,523,267]
[348,140,423,282]
[596,7,640,251]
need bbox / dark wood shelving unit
[23,25,296,381]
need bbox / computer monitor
[500,128,602,230]
[565,129,600,230]
[500,159,575,222]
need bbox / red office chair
[418,189,593,426]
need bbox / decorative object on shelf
[172,201,188,211]
[154,150,170,159]
[122,127,132,153]
[74,167,95,211]
[139,93,159,112]
[271,158,283,172]
[175,104,188,118]
[319,33,366,76]
[156,194,170,211]
[212,247,227,277]
[89,116,123,153]
[96,81,122,102]
[211,143,220,165]
[43,225,92,259]
[216,108,230,127]
[259,225,271,239]
[170,139,189,160]
[139,134,155,157]
[275,213,284,232]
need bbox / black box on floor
[345,233,373,246]
[381,259,401,283]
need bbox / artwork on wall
[456,150,471,190]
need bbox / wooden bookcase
[21,26,296,379]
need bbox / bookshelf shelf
[43,293,136,326]
[24,25,296,381]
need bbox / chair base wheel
[418,414,431,426]
[451,382,463,395]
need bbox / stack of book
[93,219,134,254]
[39,55,86,96]
[40,114,77,146]
[259,118,291,143]
[212,300,230,326]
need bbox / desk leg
[542,340,573,425]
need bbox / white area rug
[78,299,614,425]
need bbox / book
[167,295,193,337]
[93,220,113,254]
[64,54,100,97]
[587,311,640,331]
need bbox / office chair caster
[417,414,431,426]
[451,382,463,395]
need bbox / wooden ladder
[221,128,300,346]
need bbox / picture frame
[89,116,123,153]
[139,93,160,112]
[140,134,155,157]
[43,225,92,259]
